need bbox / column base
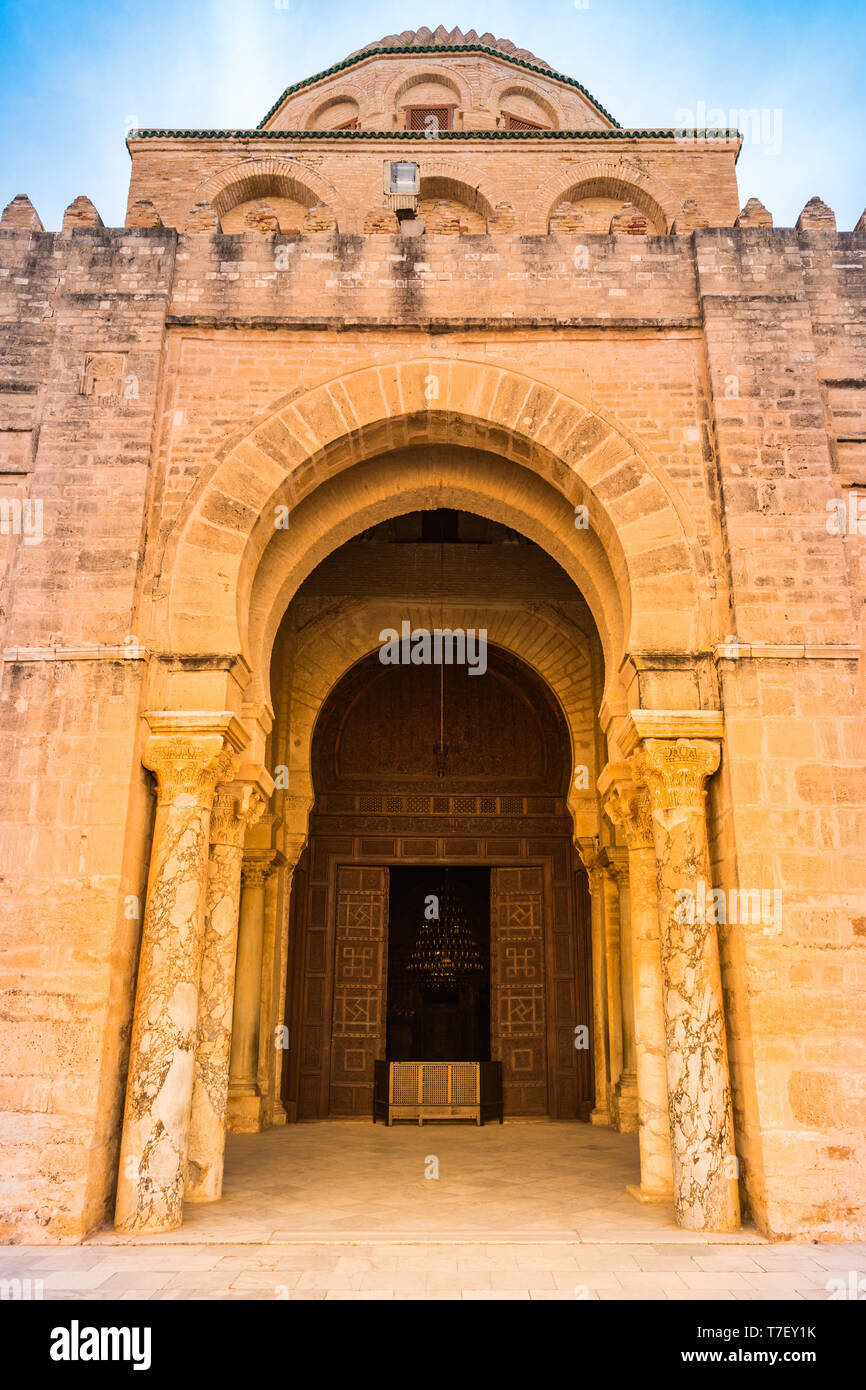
[114,1214,183,1236]
[589,1106,611,1126]
[226,1086,263,1133]
[185,1179,222,1205]
[612,1074,639,1133]
[184,1148,227,1203]
[626,1182,674,1204]
[260,1097,288,1128]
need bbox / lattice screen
[404,105,453,131]
[503,113,547,131]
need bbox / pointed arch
[272,599,604,850]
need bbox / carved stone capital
[630,738,720,813]
[210,783,267,848]
[604,782,654,850]
[240,852,277,889]
[575,838,604,880]
[143,734,231,809]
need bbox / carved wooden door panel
[329,865,389,1116]
[490,866,548,1114]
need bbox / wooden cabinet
[373,1061,503,1125]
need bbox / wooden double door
[283,850,593,1121]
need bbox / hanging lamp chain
[434,533,447,776]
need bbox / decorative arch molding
[385,66,471,114]
[245,443,615,697]
[489,79,561,130]
[158,357,707,688]
[529,157,680,234]
[305,90,362,130]
[274,601,604,855]
[184,157,343,227]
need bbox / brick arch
[305,93,360,130]
[418,176,493,225]
[274,601,603,855]
[299,78,366,130]
[184,158,343,228]
[411,155,500,222]
[161,357,705,685]
[529,158,680,234]
[489,79,561,130]
[385,67,471,113]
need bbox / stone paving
[3,1124,863,1300]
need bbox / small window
[503,112,548,132]
[333,117,359,131]
[403,105,454,133]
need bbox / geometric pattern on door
[490,866,548,1114]
[329,865,389,1114]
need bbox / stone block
[185,200,222,232]
[61,195,103,230]
[424,201,461,235]
[609,204,649,235]
[735,197,773,228]
[487,201,518,233]
[548,202,586,234]
[671,199,709,234]
[796,196,836,232]
[243,200,280,233]
[302,203,337,233]
[1,194,44,231]
[125,199,163,229]
[363,207,399,234]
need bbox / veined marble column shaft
[186,784,265,1202]
[115,732,235,1234]
[227,855,273,1131]
[605,782,673,1199]
[632,738,740,1232]
[577,843,610,1125]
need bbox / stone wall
[697,226,866,1237]
[0,206,864,1239]
[126,139,742,236]
[0,225,175,1238]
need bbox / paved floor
[3,1123,864,1300]
[101,1121,730,1245]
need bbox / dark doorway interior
[387,867,490,1063]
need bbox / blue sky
[0,0,863,230]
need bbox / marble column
[256,856,290,1127]
[607,847,639,1133]
[227,853,275,1131]
[185,783,265,1202]
[631,737,740,1231]
[600,856,625,1119]
[576,842,610,1125]
[604,779,674,1201]
[115,720,243,1234]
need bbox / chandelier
[406,872,484,991]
